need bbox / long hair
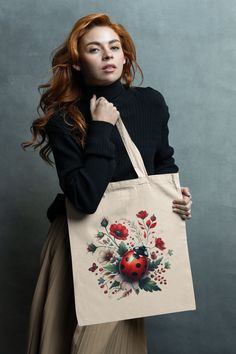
[21,13,144,166]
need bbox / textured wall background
[1,1,235,353]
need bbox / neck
[80,77,125,101]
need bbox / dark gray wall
[1,1,235,353]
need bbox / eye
[89,48,99,53]
[89,46,120,53]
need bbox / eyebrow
[86,39,121,47]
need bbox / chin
[98,76,120,85]
[89,71,122,86]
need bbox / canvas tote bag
[66,116,196,326]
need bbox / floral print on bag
[87,210,174,299]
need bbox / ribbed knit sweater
[45,78,179,222]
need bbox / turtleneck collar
[80,77,125,101]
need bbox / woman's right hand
[90,94,120,126]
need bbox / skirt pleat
[26,215,148,354]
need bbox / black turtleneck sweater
[45,78,179,222]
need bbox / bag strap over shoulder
[116,116,148,178]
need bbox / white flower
[113,274,139,292]
[120,281,132,291]
[113,273,123,282]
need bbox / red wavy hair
[21,13,144,166]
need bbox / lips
[102,64,117,69]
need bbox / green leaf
[148,257,163,271]
[98,277,105,285]
[139,277,161,292]
[104,262,119,274]
[97,231,105,239]
[117,241,128,257]
[168,249,173,256]
[109,280,120,289]
[164,261,171,269]
[103,272,111,277]
[87,243,97,253]
[101,218,108,227]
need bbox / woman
[22,12,192,354]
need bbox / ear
[123,58,126,65]
[72,64,81,71]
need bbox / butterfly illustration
[88,263,98,272]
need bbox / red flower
[136,210,148,219]
[110,223,129,240]
[146,219,151,227]
[150,222,157,229]
[151,251,157,260]
[155,237,166,250]
[150,214,156,221]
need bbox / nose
[102,48,113,60]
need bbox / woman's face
[73,26,126,86]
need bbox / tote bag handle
[116,116,148,178]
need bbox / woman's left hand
[172,187,192,220]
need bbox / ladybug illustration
[119,246,149,281]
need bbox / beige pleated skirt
[26,214,148,354]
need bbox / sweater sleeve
[45,114,116,214]
[155,101,179,173]
[148,87,179,174]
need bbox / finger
[173,197,192,207]
[175,212,187,220]
[172,204,191,211]
[182,193,192,203]
[181,187,192,198]
[96,96,106,103]
[173,199,190,206]
[183,214,192,220]
[90,94,96,111]
[180,212,191,220]
[173,208,191,216]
